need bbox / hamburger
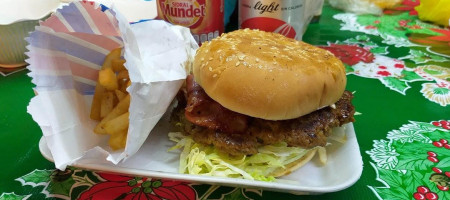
[169,29,355,181]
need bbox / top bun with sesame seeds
[192,29,347,120]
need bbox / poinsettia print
[78,173,196,200]
[319,44,375,65]
[367,120,450,200]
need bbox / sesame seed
[209,67,212,71]
[213,74,217,78]
[236,61,240,66]
[256,58,259,62]
[201,57,204,61]
[209,57,213,61]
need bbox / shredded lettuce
[168,132,318,181]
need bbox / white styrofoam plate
[39,119,363,195]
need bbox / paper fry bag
[26,1,198,170]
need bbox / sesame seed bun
[193,29,346,120]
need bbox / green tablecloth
[1,2,449,200]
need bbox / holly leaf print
[393,142,434,170]
[403,171,427,192]
[372,187,410,200]
[43,177,76,198]
[435,156,450,168]
[368,121,450,200]
[0,193,30,200]
[15,169,52,187]
[400,70,425,81]
[355,35,370,41]
[376,167,403,188]
[345,64,354,73]
[399,49,449,64]
[395,156,434,171]
[370,46,389,55]
[380,77,410,95]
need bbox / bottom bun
[269,149,318,177]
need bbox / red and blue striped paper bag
[26,1,197,169]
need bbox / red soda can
[157,0,224,45]
[239,0,322,40]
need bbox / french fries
[99,68,119,90]
[90,48,130,150]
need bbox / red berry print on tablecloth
[394,63,404,68]
[417,186,430,194]
[431,120,450,130]
[377,71,391,76]
[428,156,439,163]
[413,186,440,200]
[414,192,426,200]
[425,192,439,200]
[432,167,442,174]
[437,185,449,191]
[367,120,450,200]
[432,141,443,147]
[427,151,437,157]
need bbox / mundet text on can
[157,0,224,45]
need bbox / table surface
[1,2,450,200]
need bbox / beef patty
[171,90,355,156]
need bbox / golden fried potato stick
[112,58,126,72]
[94,95,130,134]
[104,112,129,135]
[117,70,129,80]
[90,84,105,121]
[114,90,126,101]
[99,68,119,91]
[102,48,121,69]
[109,129,127,150]
[100,92,114,118]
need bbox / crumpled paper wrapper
[26,1,198,170]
